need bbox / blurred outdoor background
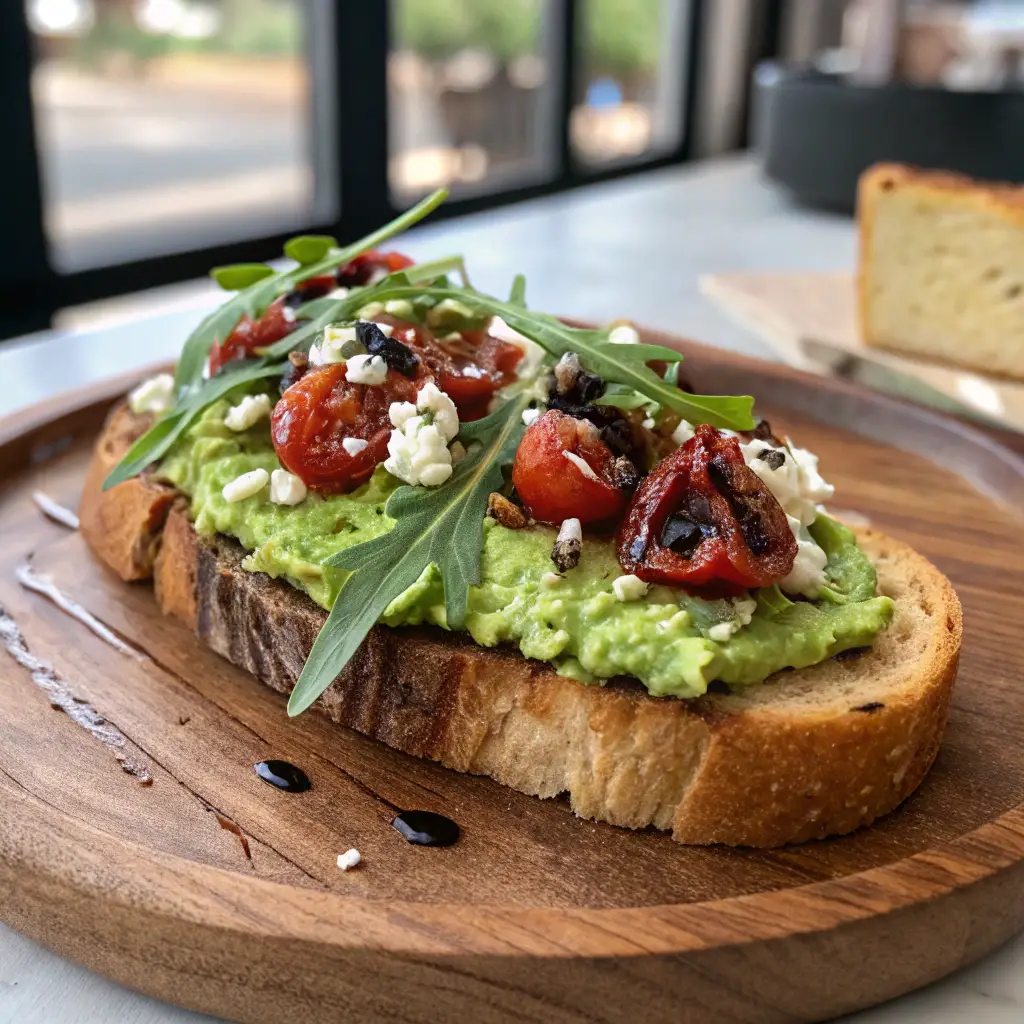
[27,0,687,271]
[7,0,1023,338]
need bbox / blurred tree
[392,0,540,62]
[580,0,662,78]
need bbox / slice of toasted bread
[81,405,962,847]
[858,162,1024,380]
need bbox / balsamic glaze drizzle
[391,810,461,847]
[253,759,312,793]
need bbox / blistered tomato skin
[271,364,420,495]
[617,424,797,592]
[210,299,296,375]
[512,410,627,526]
[376,316,523,421]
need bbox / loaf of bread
[858,163,1024,380]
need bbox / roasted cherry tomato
[380,317,522,421]
[209,299,295,375]
[512,410,628,525]
[335,250,415,287]
[271,363,420,495]
[616,424,796,592]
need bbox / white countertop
[2,156,1022,1023]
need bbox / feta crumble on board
[224,393,272,432]
[269,469,307,506]
[384,383,461,487]
[222,468,269,503]
[128,373,175,416]
[612,574,648,602]
[337,848,361,871]
[345,353,388,386]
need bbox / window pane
[573,0,689,165]
[26,0,318,271]
[389,0,556,205]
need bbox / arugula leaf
[286,391,529,716]
[210,264,275,290]
[508,274,527,307]
[173,188,448,393]
[102,361,285,491]
[593,392,649,411]
[284,235,338,265]
[325,283,755,430]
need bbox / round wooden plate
[2,335,1024,1024]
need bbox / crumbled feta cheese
[269,469,306,505]
[738,436,834,597]
[389,400,417,429]
[612,574,648,602]
[415,381,459,441]
[450,440,467,464]
[336,848,361,871]
[342,437,369,457]
[222,468,269,503]
[384,383,461,488]
[642,417,656,430]
[224,393,272,432]
[327,286,350,300]
[707,595,758,641]
[128,373,175,416]
[609,323,641,345]
[563,450,599,481]
[522,407,541,427]
[671,419,695,446]
[345,353,388,386]
[309,323,359,366]
[781,516,829,597]
[558,518,582,544]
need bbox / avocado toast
[80,194,962,847]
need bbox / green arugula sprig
[298,281,755,430]
[287,390,530,715]
[173,189,448,393]
[102,360,286,490]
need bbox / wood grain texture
[1,337,1024,1024]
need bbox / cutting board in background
[701,271,1024,433]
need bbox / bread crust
[85,405,962,847]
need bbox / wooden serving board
[3,336,1024,1024]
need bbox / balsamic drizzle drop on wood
[391,810,461,847]
[253,760,312,793]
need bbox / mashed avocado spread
[160,401,894,700]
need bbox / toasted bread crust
[78,404,177,581]
[87,405,962,847]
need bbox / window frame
[3,0,723,341]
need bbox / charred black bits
[853,701,884,712]
[756,448,786,471]
[708,455,771,555]
[608,455,640,492]
[356,320,419,377]
[660,514,704,556]
[279,350,309,393]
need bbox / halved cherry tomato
[616,424,796,592]
[379,317,522,421]
[512,410,628,525]
[271,363,421,495]
[209,299,295,375]
[336,250,415,287]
